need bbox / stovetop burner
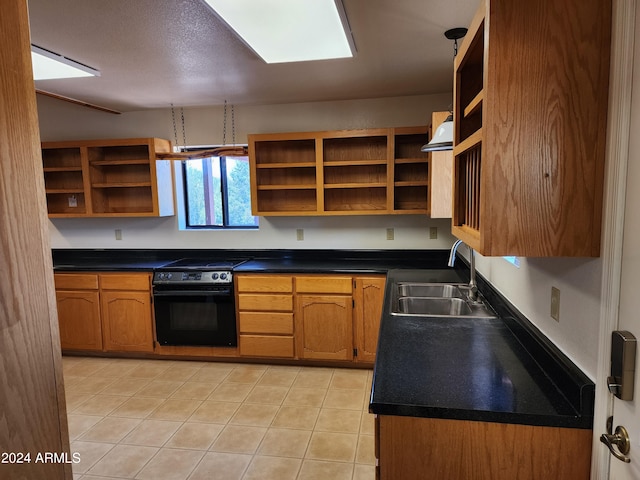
[159,258,247,270]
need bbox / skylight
[31,45,100,80]
[202,0,356,64]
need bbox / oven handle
[153,289,232,297]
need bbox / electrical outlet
[115,229,122,240]
[386,228,394,240]
[550,287,560,321]
[429,227,438,239]
[296,228,304,241]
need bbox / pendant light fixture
[157,102,248,160]
[421,27,467,153]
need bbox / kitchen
[1,0,638,479]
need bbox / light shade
[202,0,356,64]
[31,45,100,80]
[421,114,453,152]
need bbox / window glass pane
[225,157,259,227]
[184,158,222,227]
[182,154,258,229]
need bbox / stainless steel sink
[397,297,472,316]
[396,283,465,298]
[390,282,497,318]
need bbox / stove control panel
[153,271,233,284]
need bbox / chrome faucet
[448,240,478,302]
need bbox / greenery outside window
[182,154,258,228]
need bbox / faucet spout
[448,239,463,267]
[448,239,479,302]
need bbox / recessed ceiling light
[31,45,100,80]
[202,0,356,64]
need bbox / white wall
[41,93,457,251]
[472,254,602,379]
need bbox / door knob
[600,425,631,463]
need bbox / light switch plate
[386,228,394,240]
[296,229,304,241]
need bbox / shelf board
[91,182,152,188]
[453,128,483,156]
[90,159,150,166]
[324,182,387,189]
[257,184,317,191]
[394,158,428,164]
[464,90,484,118]
[256,162,316,169]
[43,166,83,172]
[45,188,85,194]
[323,159,387,167]
[394,181,429,187]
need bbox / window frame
[180,152,258,230]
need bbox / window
[182,155,258,228]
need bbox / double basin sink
[390,282,497,318]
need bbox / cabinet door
[354,276,386,363]
[101,290,153,352]
[296,294,353,361]
[56,290,102,351]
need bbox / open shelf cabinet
[452,0,611,256]
[249,126,436,216]
[42,138,174,218]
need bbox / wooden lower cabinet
[55,273,102,351]
[101,289,153,352]
[354,276,385,363]
[56,290,102,350]
[237,274,295,358]
[295,294,353,361]
[54,272,153,353]
[237,273,385,363]
[376,415,592,480]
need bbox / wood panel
[0,1,71,477]
[101,291,153,352]
[236,275,293,293]
[295,276,353,294]
[239,335,295,358]
[238,294,293,312]
[54,272,99,290]
[296,295,353,361]
[354,276,386,363]
[99,272,151,291]
[378,415,592,480]
[239,312,294,335]
[430,111,453,218]
[56,291,103,351]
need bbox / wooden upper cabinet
[429,112,453,219]
[452,0,611,256]
[42,138,174,218]
[248,127,434,216]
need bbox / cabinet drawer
[54,273,99,290]
[238,294,293,311]
[239,335,295,358]
[239,312,294,335]
[296,276,353,294]
[100,273,150,291]
[237,275,293,293]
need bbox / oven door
[153,287,237,347]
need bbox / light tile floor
[63,356,376,480]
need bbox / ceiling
[27,0,478,113]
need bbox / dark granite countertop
[51,249,453,273]
[369,269,594,429]
[51,248,594,429]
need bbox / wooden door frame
[593,1,637,478]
